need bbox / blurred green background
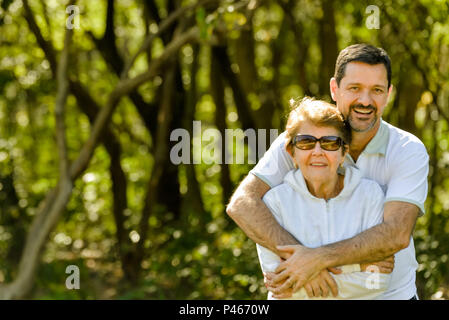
[0,0,448,299]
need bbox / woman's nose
[311,141,324,155]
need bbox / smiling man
[226,44,429,300]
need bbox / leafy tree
[0,0,448,299]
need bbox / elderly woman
[256,97,392,300]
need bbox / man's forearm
[229,194,299,253]
[317,221,405,269]
[317,201,419,269]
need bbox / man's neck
[349,120,381,162]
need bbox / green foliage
[0,0,448,300]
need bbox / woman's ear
[285,142,298,168]
[286,146,292,157]
[285,139,293,156]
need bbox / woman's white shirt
[256,165,391,300]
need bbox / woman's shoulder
[261,179,300,221]
[262,173,303,206]
[263,181,294,200]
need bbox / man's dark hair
[334,44,392,88]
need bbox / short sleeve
[250,132,295,188]
[385,144,429,216]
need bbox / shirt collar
[362,119,389,155]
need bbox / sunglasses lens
[320,137,341,151]
[295,136,317,150]
[293,135,342,151]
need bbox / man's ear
[330,77,338,102]
[387,84,393,102]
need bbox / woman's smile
[309,162,328,167]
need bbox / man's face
[330,61,391,133]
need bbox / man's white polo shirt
[250,119,429,300]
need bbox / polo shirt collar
[362,119,389,156]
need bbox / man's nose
[357,90,373,106]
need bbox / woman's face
[288,122,347,184]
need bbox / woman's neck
[305,174,344,200]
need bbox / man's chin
[348,118,377,133]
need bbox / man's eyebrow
[345,82,387,89]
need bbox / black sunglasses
[292,135,345,151]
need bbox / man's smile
[353,107,373,115]
[349,104,377,121]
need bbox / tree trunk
[155,61,184,219]
[318,0,338,98]
[211,47,234,203]
[182,44,207,222]
[129,62,178,282]
[5,1,198,296]
[212,45,256,131]
[278,0,311,96]
[0,19,74,298]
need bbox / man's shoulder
[383,121,427,155]
[270,130,287,148]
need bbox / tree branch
[55,21,72,180]
[0,7,75,298]
[2,1,199,299]
[22,0,57,71]
[136,62,177,264]
[69,25,199,180]
[122,0,216,78]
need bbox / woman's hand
[264,272,294,299]
[265,269,339,299]
[264,245,327,296]
[361,255,395,273]
[303,269,338,298]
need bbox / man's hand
[361,255,395,273]
[264,245,325,295]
